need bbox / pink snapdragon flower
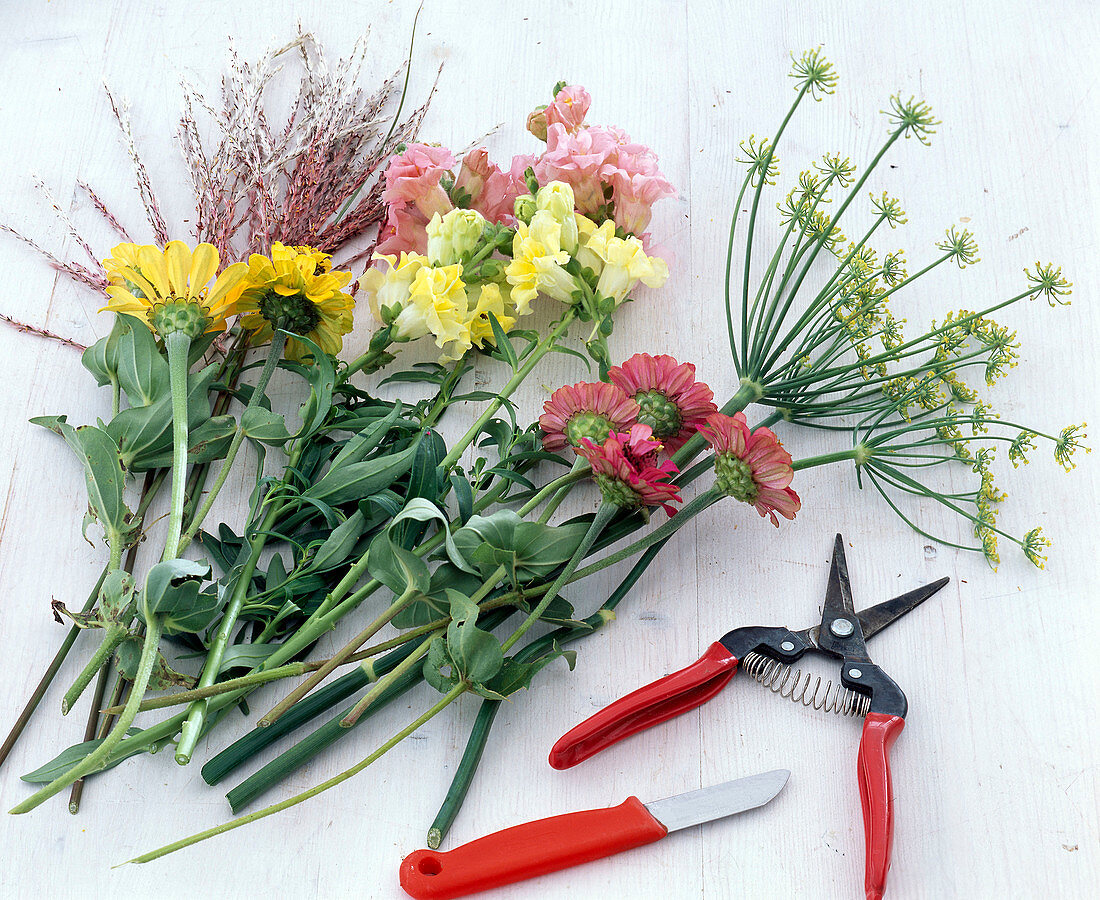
[377,144,457,256]
[539,381,640,452]
[455,149,526,224]
[697,413,801,526]
[545,85,591,134]
[578,424,682,516]
[607,353,717,452]
[611,171,677,238]
[535,124,618,214]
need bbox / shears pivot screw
[829,618,855,637]
[780,641,795,652]
[848,668,863,679]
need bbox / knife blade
[399,769,790,899]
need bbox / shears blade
[859,576,950,641]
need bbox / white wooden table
[0,2,1096,897]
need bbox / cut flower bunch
[0,38,1085,867]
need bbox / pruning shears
[549,534,949,900]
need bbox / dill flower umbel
[577,424,681,515]
[102,240,247,338]
[697,413,800,526]
[607,353,717,452]
[539,381,640,452]
[236,242,354,360]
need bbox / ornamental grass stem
[68,661,111,814]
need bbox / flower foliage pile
[0,40,1085,868]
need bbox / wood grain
[0,1,1096,897]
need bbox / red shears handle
[858,712,905,900]
[399,796,667,899]
[549,642,739,770]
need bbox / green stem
[517,458,588,518]
[501,501,615,654]
[174,493,288,765]
[178,332,286,553]
[126,682,468,864]
[61,623,128,716]
[162,330,193,561]
[440,310,575,470]
[10,617,165,814]
[339,632,437,728]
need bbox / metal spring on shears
[741,651,871,718]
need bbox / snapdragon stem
[518,457,588,519]
[162,331,193,561]
[11,618,165,814]
[126,683,468,864]
[339,633,436,728]
[439,310,576,471]
[178,332,286,554]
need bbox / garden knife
[399,769,789,899]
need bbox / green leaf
[115,638,196,690]
[305,435,421,505]
[328,402,402,470]
[129,415,236,471]
[99,570,136,623]
[422,635,459,694]
[142,559,219,636]
[81,316,129,387]
[241,407,292,446]
[214,643,279,673]
[31,416,131,540]
[366,527,430,596]
[20,729,145,783]
[307,510,367,572]
[391,562,483,629]
[107,361,219,468]
[285,334,335,441]
[485,645,577,697]
[449,474,474,524]
[488,312,518,370]
[452,511,588,582]
[115,314,168,407]
[444,589,503,685]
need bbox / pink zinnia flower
[539,381,640,452]
[545,85,591,135]
[697,413,801,526]
[607,353,717,453]
[577,424,682,516]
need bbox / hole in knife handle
[417,856,443,876]
[741,651,870,717]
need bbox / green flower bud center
[634,390,682,440]
[594,473,641,509]
[259,290,322,335]
[714,453,758,503]
[565,412,613,448]
[149,298,210,339]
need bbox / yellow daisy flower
[236,242,355,361]
[101,240,247,338]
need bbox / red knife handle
[549,642,739,770]
[399,796,667,899]
[857,712,905,900]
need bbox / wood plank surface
[0,2,1095,897]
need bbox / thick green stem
[126,682,468,864]
[179,332,286,552]
[10,618,164,814]
[339,633,437,728]
[162,330,193,561]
